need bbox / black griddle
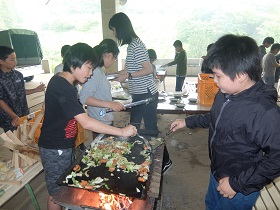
[56,134,153,199]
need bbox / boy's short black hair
[148,49,157,60]
[173,40,182,48]
[263,37,274,45]
[0,46,15,61]
[63,43,98,73]
[206,34,262,82]
[270,43,280,51]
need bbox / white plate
[107,73,119,80]
[176,103,185,108]
[158,96,166,102]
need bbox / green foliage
[45,19,76,32]
[1,0,280,61]
[0,0,21,29]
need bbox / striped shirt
[126,38,158,95]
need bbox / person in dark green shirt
[162,40,187,91]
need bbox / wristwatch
[128,72,133,80]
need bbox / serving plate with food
[111,92,131,100]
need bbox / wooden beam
[28,112,44,140]
[6,130,25,145]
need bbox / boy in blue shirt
[0,46,45,132]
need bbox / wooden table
[0,162,43,207]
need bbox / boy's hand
[217,177,236,199]
[110,101,125,112]
[36,83,46,92]
[170,119,186,131]
[121,125,137,137]
[11,115,19,127]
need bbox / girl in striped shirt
[109,12,172,175]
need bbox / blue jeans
[175,76,185,92]
[205,173,260,210]
[130,90,158,131]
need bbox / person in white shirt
[262,43,280,86]
[53,44,71,74]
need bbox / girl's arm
[85,97,125,112]
[129,61,153,78]
[115,62,152,82]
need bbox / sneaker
[162,159,173,175]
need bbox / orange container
[74,122,87,148]
[18,110,44,144]
[18,110,44,124]
[197,73,219,105]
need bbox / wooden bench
[253,177,280,210]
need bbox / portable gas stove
[52,132,164,210]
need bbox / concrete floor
[0,74,211,210]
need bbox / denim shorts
[39,147,75,196]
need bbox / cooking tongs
[153,126,175,149]
[136,133,152,150]
[106,97,154,113]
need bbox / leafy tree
[0,0,22,29]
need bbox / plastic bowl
[188,98,197,103]
[170,98,179,103]
[173,92,183,98]
[176,103,185,108]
